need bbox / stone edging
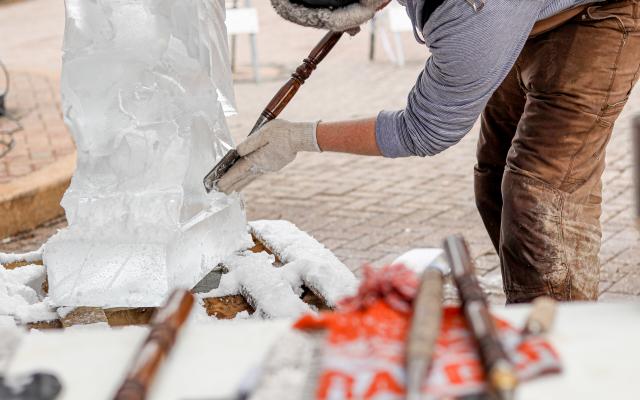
[0,153,75,238]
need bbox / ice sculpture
[44,0,251,307]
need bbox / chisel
[443,235,518,400]
[203,30,345,193]
[405,257,447,400]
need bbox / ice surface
[45,0,251,307]
[249,220,358,307]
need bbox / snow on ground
[250,220,358,307]
[0,264,57,324]
[201,252,312,319]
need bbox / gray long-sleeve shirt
[375,0,602,158]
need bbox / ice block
[45,0,251,307]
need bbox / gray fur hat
[270,0,390,32]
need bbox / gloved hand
[217,119,321,194]
[271,0,390,32]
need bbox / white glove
[217,119,321,194]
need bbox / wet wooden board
[60,307,108,328]
[202,295,253,320]
[105,308,156,326]
[3,259,44,270]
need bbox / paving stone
[608,274,640,295]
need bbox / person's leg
[501,0,640,303]
[475,68,526,253]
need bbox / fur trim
[270,0,388,31]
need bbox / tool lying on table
[114,289,194,400]
[523,296,557,336]
[203,30,345,193]
[402,250,448,400]
[444,235,518,400]
[0,373,62,400]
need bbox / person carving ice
[217,0,640,303]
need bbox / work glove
[217,119,320,194]
[271,0,390,32]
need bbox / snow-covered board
[2,220,357,327]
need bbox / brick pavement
[1,0,638,303]
[0,71,73,184]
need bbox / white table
[6,302,640,399]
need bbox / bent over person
[218,0,640,303]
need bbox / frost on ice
[44,0,252,308]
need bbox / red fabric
[294,265,561,399]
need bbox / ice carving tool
[443,235,518,400]
[114,289,194,400]
[523,296,556,336]
[404,256,447,400]
[0,373,62,400]
[203,30,345,192]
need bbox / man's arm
[376,0,545,158]
[317,117,381,155]
[217,0,547,193]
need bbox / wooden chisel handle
[406,267,444,400]
[407,268,444,358]
[114,290,194,400]
[523,296,556,335]
[249,30,344,134]
[444,235,517,400]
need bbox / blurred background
[0,0,638,303]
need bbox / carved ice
[45,0,251,307]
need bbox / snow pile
[200,220,359,317]
[0,265,56,324]
[203,252,312,319]
[250,220,358,307]
[45,0,251,308]
[0,316,25,371]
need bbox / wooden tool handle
[524,296,557,335]
[249,31,344,134]
[405,267,444,400]
[443,235,517,398]
[407,268,444,358]
[114,290,194,400]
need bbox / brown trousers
[475,0,640,303]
